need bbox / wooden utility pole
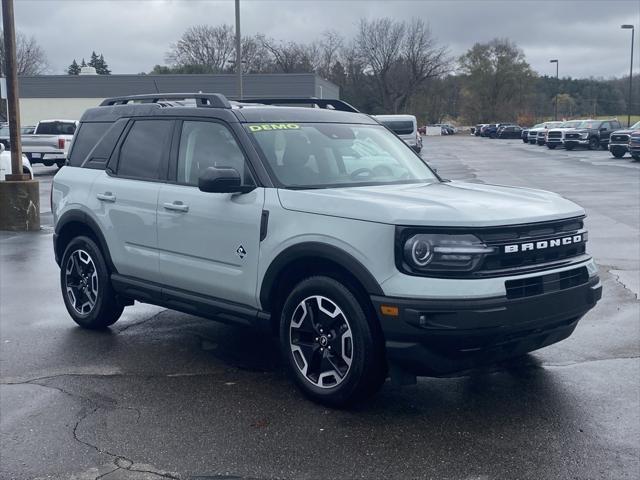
[2,0,28,180]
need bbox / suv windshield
[378,120,414,135]
[561,121,582,128]
[247,123,437,188]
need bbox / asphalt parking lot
[1,136,638,480]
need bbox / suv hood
[277,181,584,227]
[611,129,634,135]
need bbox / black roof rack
[99,93,232,109]
[239,98,359,113]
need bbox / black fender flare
[259,242,384,310]
[54,210,115,272]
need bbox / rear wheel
[280,276,386,407]
[60,236,123,329]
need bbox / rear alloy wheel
[588,137,599,150]
[61,236,123,329]
[280,276,385,407]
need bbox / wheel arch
[54,210,115,272]
[260,243,384,328]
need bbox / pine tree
[67,59,81,75]
[88,51,99,69]
[95,54,111,75]
[80,58,87,67]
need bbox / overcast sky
[12,0,640,78]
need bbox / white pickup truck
[22,120,78,168]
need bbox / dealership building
[16,73,340,125]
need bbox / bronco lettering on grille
[504,234,583,253]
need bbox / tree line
[2,22,637,126]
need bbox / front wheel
[547,144,556,150]
[60,236,123,329]
[588,137,599,150]
[280,276,386,407]
[610,148,625,158]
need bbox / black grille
[548,131,562,139]
[565,132,580,139]
[610,134,629,143]
[475,217,587,276]
[505,266,589,299]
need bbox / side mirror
[198,166,255,194]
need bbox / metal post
[550,59,559,121]
[235,0,243,100]
[555,61,559,121]
[628,27,634,127]
[2,0,28,180]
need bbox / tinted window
[177,121,251,186]
[117,120,173,180]
[68,122,111,167]
[380,121,414,135]
[36,121,76,135]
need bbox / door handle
[96,192,116,202]
[163,201,189,213]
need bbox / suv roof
[83,93,374,125]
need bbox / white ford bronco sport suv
[52,94,602,406]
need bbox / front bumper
[608,143,629,152]
[564,139,589,147]
[372,274,601,376]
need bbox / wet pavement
[1,136,638,479]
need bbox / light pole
[550,59,559,121]
[235,0,243,100]
[621,24,634,127]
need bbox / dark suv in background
[608,121,640,158]
[564,119,622,150]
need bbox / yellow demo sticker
[248,123,301,132]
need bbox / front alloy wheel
[289,295,353,389]
[280,276,386,407]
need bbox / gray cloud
[13,0,639,78]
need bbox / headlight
[402,233,494,273]
[580,132,589,139]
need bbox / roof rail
[99,93,232,109]
[239,98,359,113]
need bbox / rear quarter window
[67,122,112,167]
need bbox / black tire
[565,144,575,150]
[632,154,640,162]
[60,236,123,329]
[279,276,386,407]
[610,148,625,159]
[547,144,556,150]
[588,137,599,150]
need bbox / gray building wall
[17,73,340,125]
[18,73,339,100]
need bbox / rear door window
[116,120,174,180]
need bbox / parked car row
[0,119,78,168]
[473,118,638,161]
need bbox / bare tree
[316,30,343,79]
[166,24,236,72]
[258,35,321,73]
[355,18,450,113]
[0,31,48,76]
